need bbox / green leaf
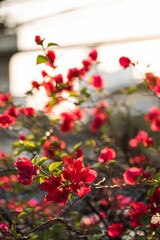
[68,193,73,204]
[37,157,48,166]
[91,163,101,168]
[25,90,33,96]
[18,211,28,219]
[32,155,39,164]
[69,91,80,97]
[153,173,160,181]
[140,213,151,225]
[36,55,48,64]
[49,161,62,172]
[85,139,96,147]
[72,142,82,152]
[47,42,59,47]
[147,185,157,198]
[87,233,104,240]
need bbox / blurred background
[0,0,160,104]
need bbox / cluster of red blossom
[0,93,35,128]
[128,130,154,148]
[14,156,97,204]
[1,36,160,239]
[33,35,105,113]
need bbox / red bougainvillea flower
[82,59,92,72]
[0,93,12,107]
[90,112,106,132]
[0,151,6,160]
[62,157,97,197]
[54,74,63,84]
[149,187,160,203]
[0,113,15,128]
[88,49,98,61]
[40,175,69,204]
[145,106,160,121]
[123,167,143,185]
[46,50,56,64]
[42,135,66,159]
[107,223,123,238]
[67,68,81,81]
[90,101,108,132]
[154,84,160,97]
[90,74,104,89]
[145,72,160,91]
[60,108,82,134]
[20,107,35,116]
[119,56,131,68]
[32,81,40,89]
[128,130,154,148]
[35,35,42,44]
[129,201,147,227]
[41,70,48,77]
[60,112,74,133]
[0,222,9,236]
[14,157,38,185]
[145,106,160,131]
[5,106,20,118]
[40,157,97,203]
[98,147,116,163]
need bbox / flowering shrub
[0,36,160,240]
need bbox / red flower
[145,106,160,121]
[14,157,38,185]
[67,68,80,81]
[91,74,104,89]
[35,35,42,44]
[0,151,6,160]
[129,202,147,227]
[32,81,40,89]
[54,74,63,84]
[119,56,131,68]
[42,135,66,159]
[0,113,15,128]
[145,106,160,131]
[149,187,160,203]
[98,147,116,163]
[60,112,74,133]
[145,72,160,91]
[0,222,9,236]
[0,93,12,107]
[20,107,35,116]
[123,167,143,185]
[108,223,123,238]
[46,50,56,64]
[128,130,154,148]
[41,70,48,77]
[40,158,97,203]
[62,158,97,197]
[88,49,98,61]
[90,112,106,132]
[5,106,20,118]
[82,59,92,71]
